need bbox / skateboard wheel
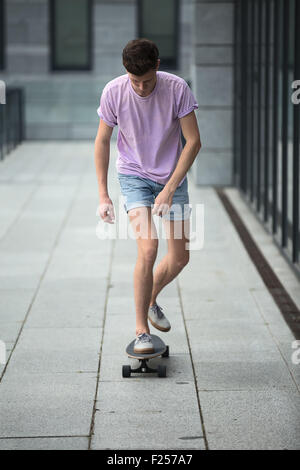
[162,346,169,358]
[157,365,166,378]
[122,365,131,378]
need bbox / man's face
[127,60,160,97]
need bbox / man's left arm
[165,110,201,194]
[152,110,201,217]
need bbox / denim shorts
[117,172,192,221]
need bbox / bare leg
[133,254,155,335]
[150,218,190,306]
[128,206,158,336]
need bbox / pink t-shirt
[97,71,199,186]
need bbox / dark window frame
[0,0,5,70]
[137,0,179,70]
[234,0,300,278]
[49,0,93,71]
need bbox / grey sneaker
[148,303,171,332]
[134,333,154,354]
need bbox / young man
[94,39,201,353]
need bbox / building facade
[0,0,235,187]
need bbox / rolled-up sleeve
[97,88,118,127]
[176,83,199,119]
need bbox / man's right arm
[94,119,114,222]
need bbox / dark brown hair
[122,38,159,76]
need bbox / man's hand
[98,196,115,224]
[152,187,174,217]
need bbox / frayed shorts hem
[123,202,192,221]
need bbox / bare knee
[139,248,158,265]
[138,242,158,265]
[170,252,190,270]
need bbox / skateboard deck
[123,335,169,377]
[126,334,166,360]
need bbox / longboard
[123,335,169,378]
[126,334,167,359]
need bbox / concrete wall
[5,0,49,75]
[191,0,234,186]
[1,0,194,142]
[0,0,235,186]
[83,0,194,80]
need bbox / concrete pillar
[191,0,234,186]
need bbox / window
[49,0,92,71]
[234,0,300,274]
[137,0,179,69]
[0,0,5,70]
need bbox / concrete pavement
[0,141,299,450]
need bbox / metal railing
[0,87,24,161]
[234,0,300,278]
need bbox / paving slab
[0,321,23,343]
[0,437,89,450]
[275,340,300,390]
[0,184,36,238]
[199,389,300,450]
[91,380,204,450]
[180,267,252,291]
[0,288,35,323]
[56,228,112,254]
[8,327,102,374]
[185,318,277,347]
[194,360,297,391]
[106,296,138,316]
[179,284,260,308]
[95,381,199,414]
[180,298,265,322]
[45,252,110,280]
[0,252,49,289]
[250,287,298,334]
[0,372,96,437]
[0,200,73,254]
[24,278,106,328]
[91,411,205,450]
